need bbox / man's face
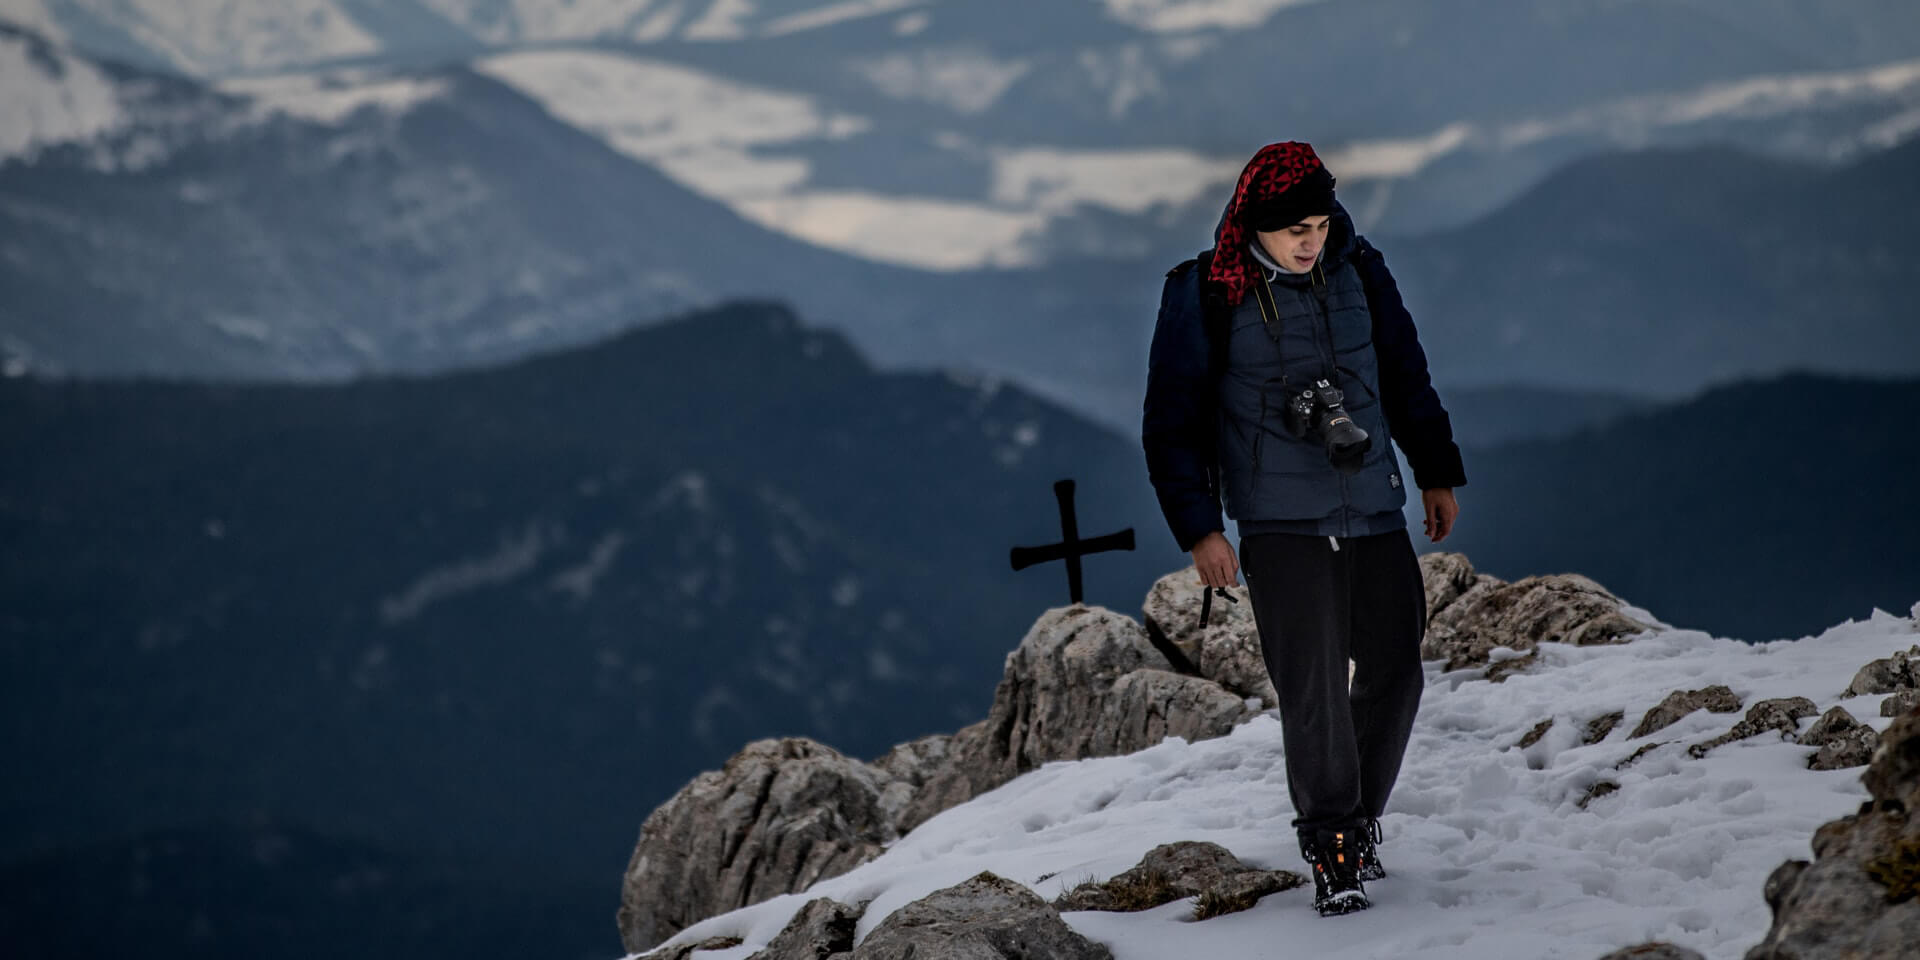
[1255,215,1332,274]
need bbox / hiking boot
[1355,816,1386,881]
[1301,827,1370,916]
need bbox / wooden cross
[1009,478,1134,604]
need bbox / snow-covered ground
[639,600,1920,960]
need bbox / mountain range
[5,19,1918,431]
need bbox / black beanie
[1244,164,1337,231]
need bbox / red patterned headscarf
[1207,141,1336,307]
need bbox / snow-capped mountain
[638,600,1920,959]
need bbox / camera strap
[1250,270,1288,373]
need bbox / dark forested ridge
[1435,372,1920,642]
[0,298,1175,884]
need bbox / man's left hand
[1422,487,1459,544]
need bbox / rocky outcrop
[639,936,745,960]
[898,605,1256,832]
[621,605,1258,951]
[1802,706,1881,771]
[850,872,1113,960]
[1052,841,1304,918]
[1418,553,1653,679]
[617,738,908,953]
[619,554,1692,950]
[1142,568,1273,706]
[1595,944,1706,960]
[1884,688,1920,717]
[1842,645,1920,698]
[1687,697,1818,758]
[1744,705,1920,959]
[1630,685,1742,739]
[746,897,864,960]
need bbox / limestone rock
[746,897,864,960]
[1143,569,1273,706]
[1416,555,1653,678]
[640,936,745,960]
[1630,685,1742,739]
[1801,706,1880,771]
[1744,706,1920,959]
[1595,944,1706,960]
[1584,710,1626,744]
[1883,689,1920,718]
[1052,841,1304,914]
[617,738,899,953]
[1517,718,1554,749]
[870,733,955,835]
[1688,697,1819,758]
[899,605,1256,832]
[1843,645,1920,698]
[1577,779,1621,809]
[849,872,1113,960]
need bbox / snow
[1497,58,1920,152]
[1100,0,1332,33]
[636,602,1920,960]
[762,0,925,37]
[217,68,450,124]
[50,0,383,74]
[683,0,756,41]
[0,28,124,163]
[850,46,1032,114]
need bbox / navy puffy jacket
[1141,238,1467,553]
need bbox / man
[1141,140,1466,916]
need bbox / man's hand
[1190,530,1239,588]
[1422,487,1459,543]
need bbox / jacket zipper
[1308,265,1352,539]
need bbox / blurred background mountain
[3,2,1916,958]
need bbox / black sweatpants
[1239,528,1427,847]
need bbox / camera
[1280,377,1370,475]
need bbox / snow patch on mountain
[36,0,381,74]
[638,602,1920,960]
[850,46,1031,114]
[218,68,450,124]
[1100,0,1331,33]
[477,48,868,199]
[0,26,124,163]
[763,0,925,37]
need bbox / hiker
[1141,140,1467,916]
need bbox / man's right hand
[1190,531,1239,589]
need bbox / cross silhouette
[1009,478,1134,604]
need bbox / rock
[1577,780,1620,809]
[1416,554,1653,678]
[1744,706,1920,959]
[1595,944,1706,960]
[640,936,745,960]
[617,738,901,954]
[899,606,1257,832]
[1517,718,1554,749]
[1688,697,1819,758]
[1142,569,1273,706]
[870,733,955,835]
[1883,689,1920,718]
[1616,743,1662,769]
[745,897,864,960]
[1843,645,1920,698]
[1584,710,1626,744]
[1801,706,1880,771]
[849,872,1112,960]
[1052,841,1304,915]
[1630,686,1742,739]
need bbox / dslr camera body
[1279,376,1370,475]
